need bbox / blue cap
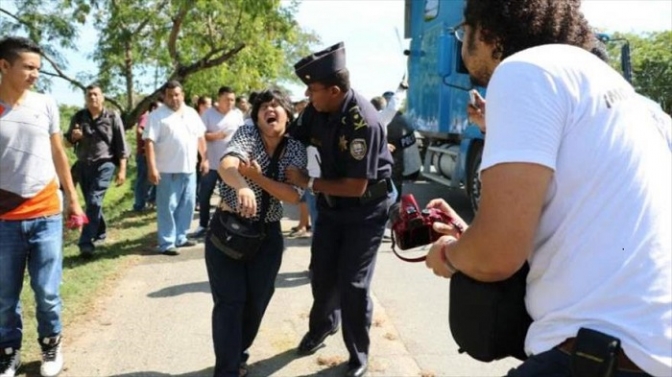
[294,42,347,85]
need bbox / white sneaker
[0,348,20,377]
[39,336,63,377]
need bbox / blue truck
[403,0,632,213]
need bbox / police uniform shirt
[291,89,393,184]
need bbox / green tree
[0,0,318,127]
[606,31,672,113]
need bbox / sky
[47,0,672,106]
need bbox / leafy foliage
[605,31,672,113]
[0,0,318,128]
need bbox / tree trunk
[124,40,134,123]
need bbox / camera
[389,194,457,254]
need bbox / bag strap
[258,136,288,231]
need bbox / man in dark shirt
[65,84,129,257]
[286,42,394,377]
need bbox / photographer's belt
[322,178,392,209]
[557,338,643,373]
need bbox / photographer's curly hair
[464,0,594,60]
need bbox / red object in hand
[389,194,462,262]
[66,213,89,229]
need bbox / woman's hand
[237,187,257,218]
[238,160,263,179]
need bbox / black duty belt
[321,178,392,209]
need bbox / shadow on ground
[105,367,214,377]
[146,268,310,299]
[247,349,345,377]
[147,281,210,298]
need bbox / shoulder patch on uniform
[349,138,367,160]
[348,105,368,131]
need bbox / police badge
[349,138,367,160]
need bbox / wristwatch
[307,177,316,193]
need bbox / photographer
[424,1,671,377]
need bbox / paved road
[44,181,521,377]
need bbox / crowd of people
[1,0,671,376]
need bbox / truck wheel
[466,142,483,213]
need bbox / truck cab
[403,0,633,213]
[405,0,485,213]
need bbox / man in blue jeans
[65,84,129,257]
[144,81,208,256]
[0,36,85,377]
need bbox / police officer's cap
[294,42,346,85]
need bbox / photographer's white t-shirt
[481,44,671,376]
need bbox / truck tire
[466,142,483,213]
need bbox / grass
[17,128,159,363]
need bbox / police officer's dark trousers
[308,197,389,368]
[204,221,284,377]
[77,160,115,249]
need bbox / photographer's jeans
[506,348,651,377]
[0,215,63,349]
[156,172,196,251]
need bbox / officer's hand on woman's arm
[244,163,302,204]
[285,166,309,188]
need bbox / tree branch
[132,0,169,36]
[0,7,20,23]
[173,44,246,80]
[40,53,86,91]
[0,7,37,35]
[167,3,189,64]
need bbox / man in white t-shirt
[0,35,85,377]
[423,1,671,376]
[143,81,208,255]
[190,86,244,238]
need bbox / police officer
[286,42,394,377]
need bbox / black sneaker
[177,240,197,248]
[79,244,95,258]
[161,247,180,256]
[296,326,339,356]
[39,336,63,377]
[0,347,21,377]
[188,227,208,239]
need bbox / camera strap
[390,234,427,262]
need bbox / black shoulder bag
[207,137,287,262]
[449,262,532,362]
